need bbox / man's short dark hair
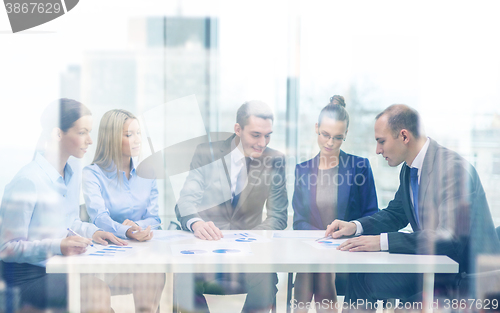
[376,104,421,139]
[236,100,274,128]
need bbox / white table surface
[46,230,459,312]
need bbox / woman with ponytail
[292,95,378,312]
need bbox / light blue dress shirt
[0,152,99,267]
[82,158,161,239]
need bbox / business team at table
[0,96,498,313]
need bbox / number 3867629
[5,2,62,14]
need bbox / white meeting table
[46,230,458,313]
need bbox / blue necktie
[231,157,251,208]
[410,167,420,228]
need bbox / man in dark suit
[325,104,500,308]
[174,100,288,313]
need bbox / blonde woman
[83,109,165,312]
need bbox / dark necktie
[410,167,420,228]
[231,157,251,208]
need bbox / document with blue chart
[304,239,347,250]
[170,243,253,256]
[218,231,271,243]
[81,245,145,257]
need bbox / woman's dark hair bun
[329,95,346,108]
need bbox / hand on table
[337,235,381,252]
[92,230,128,246]
[192,221,223,240]
[325,219,357,239]
[126,225,153,241]
[61,236,92,256]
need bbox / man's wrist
[352,220,364,236]
[191,221,202,231]
[380,233,389,251]
[187,218,203,232]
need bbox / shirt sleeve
[0,178,63,263]
[82,167,132,239]
[135,179,162,229]
[187,218,204,232]
[69,218,101,239]
[353,220,364,236]
[380,233,389,251]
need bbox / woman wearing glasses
[292,95,378,312]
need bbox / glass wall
[1,1,500,225]
[2,1,500,311]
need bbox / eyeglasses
[319,132,345,142]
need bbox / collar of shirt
[230,138,254,168]
[102,157,138,179]
[230,138,253,193]
[230,138,246,166]
[406,137,430,184]
[130,157,138,176]
[34,152,74,186]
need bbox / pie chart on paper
[212,249,241,254]
[235,238,257,243]
[180,250,207,255]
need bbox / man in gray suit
[325,104,500,308]
[174,100,288,313]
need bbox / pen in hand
[67,228,93,247]
[315,234,333,242]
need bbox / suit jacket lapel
[419,138,437,230]
[217,135,236,216]
[337,151,350,220]
[308,154,324,228]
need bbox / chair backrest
[80,204,90,222]
[167,221,182,230]
[496,226,500,241]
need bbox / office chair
[80,204,90,222]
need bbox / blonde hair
[92,109,138,180]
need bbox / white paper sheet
[81,244,144,257]
[171,243,253,256]
[303,239,347,250]
[219,231,271,243]
[151,230,193,242]
[272,230,325,239]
